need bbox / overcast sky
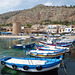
[0,0,75,14]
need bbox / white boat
[37,44,70,53]
[1,56,63,72]
[28,48,67,57]
[17,38,26,41]
[39,38,72,48]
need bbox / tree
[27,24,32,28]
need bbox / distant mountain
[0,4,75,25]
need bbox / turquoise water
[0,38,75,75]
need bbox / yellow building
[24,27,31,34]
[59,28,65,33]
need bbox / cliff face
[0,11,21,25]
[0,4,75,25]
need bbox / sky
[0,0,75,14]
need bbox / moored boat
[28,48,67,58]
[39,41,72,47]
[39,37,73,48]
[12,43,35,49]
[37,45,70,53]
[1,56,63,72]
[17,38,26,41]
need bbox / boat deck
[6,58,47,65]
[30,50,56,53]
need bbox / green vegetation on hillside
[0,4,75,26]
[26,24,32,28]
[0,23,12,27]
[40,20,75,25]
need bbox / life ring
[1,61,5,65]
[36,65,42,70]
[12,64,17,70]
[23,65,29,70]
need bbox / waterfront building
[24,27,31,34]
[5,26,12,32]
[65,28,71,33]
[48,24,58,29]
[58,25,67,33]
[31,30,47,34]
[58,25,75,34]
[71,25,75,33]
[1,26,12,32]
[31,24,40,30]
[47,24,58,34]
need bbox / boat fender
[36,65,42,70]
[1,61,5,65]
[23,65,29,70]
[12,64,17,69]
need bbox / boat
[56,38,74,44]
[39,38,72,47]
[37,45,70,53]
[30,36,36,41]
[39,40,72,47]
[28,48,67,58]
[17,38,26,41]
[1,56,63,72]
[12,43,35,49]
[12,44,23,48]
[30,38,36,41]
[38,37,42,40]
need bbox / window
[72,29,73,31]
[65,29,67,31]
[60,30,61,32]
[7,30,9,31]
[68,29,70,31]
[72,26,74,28]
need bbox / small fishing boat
[37,45,70,53]
[1,56,63,72]
[56,38,74,44]
[12,44,23,48]
[12,43,35,49]
[39,37,73,47]
[30,38,36,41]
[30,36,36,41]
[39,41,72,47]
[28,48,67,58]
[17,38,26,41]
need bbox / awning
[1,32,6,34]
[5,32,12,34]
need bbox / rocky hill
[0,4,75,25]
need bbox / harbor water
[0,38,75,75]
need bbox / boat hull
[37,46,70,53]
[39,41,72,47]
[28,49,66,58]
[12,43,35,49]
[29,52,64,58]
[1,56,62,72]
[5,63,60,72]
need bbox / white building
[65,28,72,33]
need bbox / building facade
[24,27,31,34]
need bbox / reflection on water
[1,66,58,75]
[0,38,75,75]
